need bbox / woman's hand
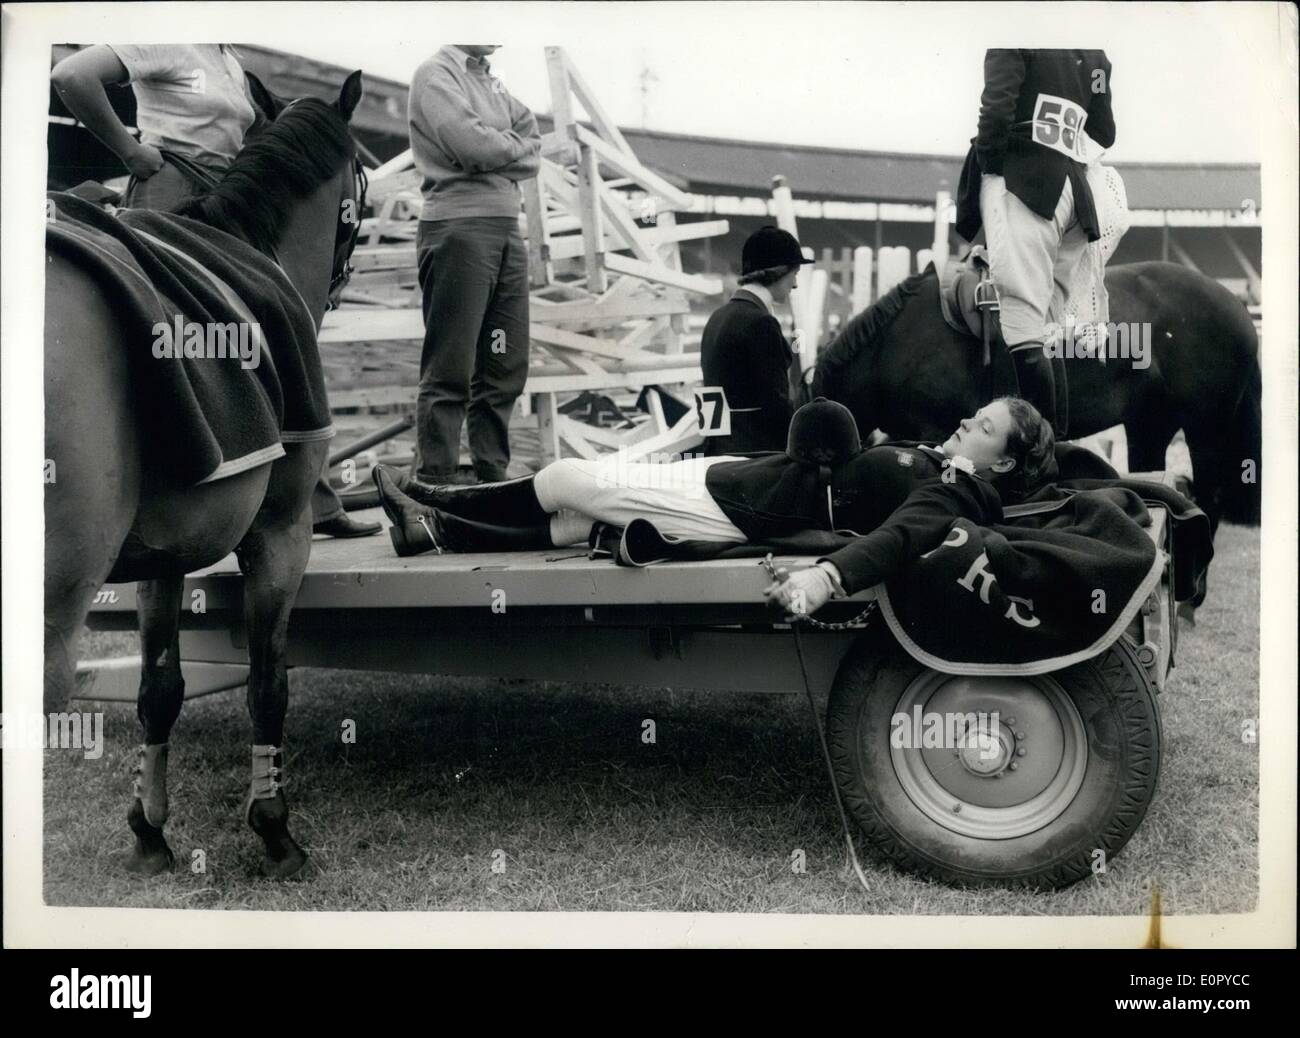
[763,564,835,618]
[125,142,165,180]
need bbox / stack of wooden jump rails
[318,46,730,472]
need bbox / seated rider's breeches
[979,172,1090,347]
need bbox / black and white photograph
[2,0,1295,968]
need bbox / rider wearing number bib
[956,48,1116,439]
[700,226,814,455]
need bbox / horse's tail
[1221,343,1262,525]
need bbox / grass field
[43,523,1259,916]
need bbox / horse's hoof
[258,842,309,880]
[247,792,308,880]
[1177,602,1197,627]
[125,798,175,876]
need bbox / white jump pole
[770,175,812,340]
[932,189,952,275]
[851,246,873,311]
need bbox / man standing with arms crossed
[956,48,1116,439]
[408,45,541,485]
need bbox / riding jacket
[703,442,1004,595]
[956,49,1115,243]
[700,288,796,455]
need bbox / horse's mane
[175,98,354,255]
[817,265,932,377]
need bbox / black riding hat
[786,398,861,466]
[742,225,814,276]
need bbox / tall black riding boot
[1008,342,1060,436]
[374,465,547,526]
[375,467,552,557]
[1048,352,1069,438]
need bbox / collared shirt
[458,47,491,73]
[408,45,541,221]
[108,44,255,168]
[736,283,777,316]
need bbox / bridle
[325,153,367,311]
[273,95,368,313]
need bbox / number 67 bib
[1030,93,1088,161]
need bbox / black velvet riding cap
[786,398,862,466]
[742,225,814,275]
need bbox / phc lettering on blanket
[151,315,262,369]
[20,7,1276,960]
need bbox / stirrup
[974,274,1001,313]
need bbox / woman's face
[941,400,1017,475]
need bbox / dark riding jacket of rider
[700,226,814,455]
[955,48,1116,243]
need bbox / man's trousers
[414,217,530,483]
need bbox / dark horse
[812,261,1262,546]
[44,72,364,877]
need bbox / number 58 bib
[1030,93,1088,161]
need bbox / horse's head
[324,71,365,309]
[182,71,366,321]
[251,70,366,309]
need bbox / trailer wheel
[825,623,1161,890]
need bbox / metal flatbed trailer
[80,476,1181,890]
[83,506,869,694]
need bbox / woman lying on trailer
[372,395,1057,616]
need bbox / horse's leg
[43,259,141,712]
[236,443,323,879]
[1122,410,1179,476]
[125,575,185,875]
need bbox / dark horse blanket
[45,192,333,487]
[597,459,1212,675]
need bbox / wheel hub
[957,728,1010,776]
[890,672,1088,840]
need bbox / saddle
[938,246,1001,364]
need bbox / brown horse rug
[45,191,334,486]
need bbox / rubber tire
[826,622,1161,890]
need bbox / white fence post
[852,246,873,310]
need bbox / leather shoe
[313,514,381,538]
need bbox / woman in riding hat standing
[700,225,815,455]
[51,44,378,539]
